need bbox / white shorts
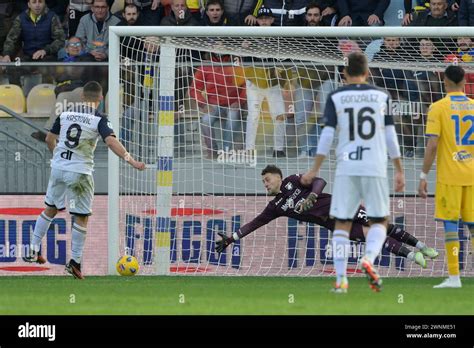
[45,168,94,216]
[330,175,389,220]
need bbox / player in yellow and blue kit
[418,65,474,288]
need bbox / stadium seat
[26,84,56,118]
[0,84,26,117]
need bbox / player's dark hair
[261,165,282,178]
[444,65,465,85]
[83,81,103,101]
[345,52,368,77]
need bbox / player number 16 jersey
[323,84,393,178]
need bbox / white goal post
[108,26,474,276]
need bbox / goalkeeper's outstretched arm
[216,205,277,253]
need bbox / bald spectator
[160,0,199,25]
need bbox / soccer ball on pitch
[116,255,139,276]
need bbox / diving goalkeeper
[216,165,438,268]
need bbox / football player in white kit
[301,52,405,293]
[23,81,145,279]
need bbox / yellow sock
[445,238,460,276]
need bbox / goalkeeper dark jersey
[236,174,368,240]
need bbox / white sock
[332,230,350,285]
[407,251,415,261]
[71,223,87,264]
[416,241,426,250]
[364,224,387,264]
[31,212,53,252]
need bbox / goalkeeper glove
[297,193,318,213]
[215,232,234,253]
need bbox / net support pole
[155,41,176,275]
[108,29,120,275]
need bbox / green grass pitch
[0,276,472,315]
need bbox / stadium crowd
[0,0,473,158]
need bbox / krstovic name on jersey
[50,105,114,175]
[323,84,393,178]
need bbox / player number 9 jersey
[50,105,115,175]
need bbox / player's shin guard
[332,230,350,286]
[365,224,387,264]
[443,221,460,276]
[31,212,53,252]
[71,223,87,264]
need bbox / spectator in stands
[221,0,258,26]
[459,0,474,25]
[252,0,311,26]
[59,36,92,61]
[372,37,421,158]
[293,3,326,158]
[312,0,337,26]
[304,2,323,26]
[0,0,65,62]
[69,1,94,37]
[409,38,443,157]
[121,36,160,145]
[189,53,246,159]
[0,1,23,50]
[128,0,162,25]
[403,0,459,25]
[75,0,120,62]
[409,0,458,25]
[118,3,143,25]
[200,0,228,25]
[160,0,199,25]
[337,0,390,26]
[243,6,288,157]
[445,37,474,99]
[409,0,458,56]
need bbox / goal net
[108,26,474,277]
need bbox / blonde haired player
[418,65,474,289]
